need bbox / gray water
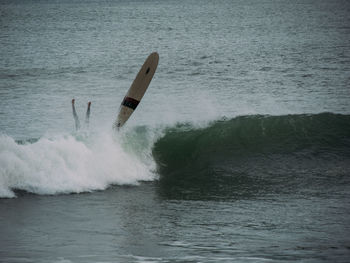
[1,0,350,262]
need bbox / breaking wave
[1,112,349,199]
[0,131,154,198]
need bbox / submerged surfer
[72,99,91,131]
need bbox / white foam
[0,131,155,198]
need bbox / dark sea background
[1,0,350,262]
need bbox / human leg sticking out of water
[72,99,81,131]
[85,101,91,127]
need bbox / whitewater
[0,130,156,198]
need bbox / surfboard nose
[149,52,159,65]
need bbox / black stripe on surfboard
[121,96,140,110]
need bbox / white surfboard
[114,52,159,130]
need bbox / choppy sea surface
[1,0,350,262]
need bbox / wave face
[152,113,350,199]
[0,131,154,198]
[1,113,349,199]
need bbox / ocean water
[1,0,350,262]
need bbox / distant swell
[152,113,350,199]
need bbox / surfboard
[114,52,159,130]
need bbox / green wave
[152,113,350,200]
